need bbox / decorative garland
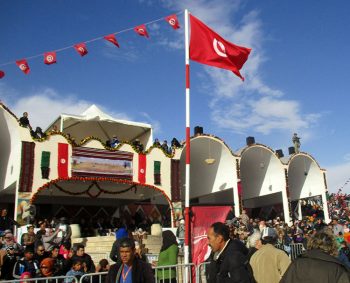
[30,176,175,224]
[53,181,136,198]
[0,12,182,77]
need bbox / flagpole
[184,8,191,266]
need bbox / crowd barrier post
[195,262,210,283]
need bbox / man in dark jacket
[206,222,253,283]
[280,231,350,283]
[106,237,154,283]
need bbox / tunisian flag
[58,143,69,178]
[104,34,120,48]
[138,154,147,184]
[16,59,30,74]
[134,25,149,38]
[189,14,251,81]
[44,52,57,65]
[74,43,88,56]
[165,14,180,29]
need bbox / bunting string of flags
[0,12,181,78]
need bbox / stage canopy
[46,105,153,148]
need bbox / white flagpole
[184,8,191,266]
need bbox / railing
[195,262,210,283]
[153,263,195,283]
[0,275,78,283]
[79,272,108,283]
[275,242,305,260]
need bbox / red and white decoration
[74,43,88,56]
[58,143,69,178]
[16,59,30,74]
[44,52,57,65]
[0,13,187,78]
[134,24,149,38]
[166,14,180,29]
[138,154,147,184]
[104,34,120,48]
[189,14,251,80]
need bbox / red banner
[191,206,231,265]
[58,143,69,178]
[138,154,146,184]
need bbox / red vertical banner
[191,206,231,265]
[58,143,69,178]
[138,154,146,184]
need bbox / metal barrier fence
[79,272,108,283]
[275,242,305,260]
[289,243,305,260]
[195,262,210,283]
[153,263,195,283]
[0,275,78,283]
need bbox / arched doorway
[288,153,329,223]
[179,135,240,216]
[240,144,290,223]
[29,177,175,234]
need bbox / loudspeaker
[276,149,284,158]
[194,126,203,136]
[246,136,255,146]
[288,147,295,155]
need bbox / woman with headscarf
[38,257,55,278]
[155,230,179,283]
[19,272,32,283]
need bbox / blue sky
[1,0,350,193]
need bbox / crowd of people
[0,192,350,282]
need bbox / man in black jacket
[206,222,254,283]
[106,237,154,283]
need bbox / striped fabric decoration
[19,142,35,192]
[154,161,161,185]
[72,147,133,179]
[73,147,133,160]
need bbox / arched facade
[0,103,331,226]
[288,153,330,223]
[240,144,290,223]
[178,135,240,216]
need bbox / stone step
[72,236,115,243]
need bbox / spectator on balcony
[19,112,30,128]
[31,127,46,139]
[110,136,119,148]
[132,139,144,152]
[161,140,169,152]
[153,138,161,147]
